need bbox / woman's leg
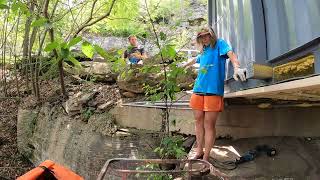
[203,111,219,161]
[193,110,205,156]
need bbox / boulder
[17,109,39,159]
[117,65,196,94]
[117,67,160,94]
[81,61,110,75]
[63,61,118,83]
[64,91,98,116]
[122,91,137,98]
[97,101,114,112]
[80,61,118,82]
[188,17,206,26]
[79,91,98,104]
[64,92,82,116]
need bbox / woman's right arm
[182,58,197,68]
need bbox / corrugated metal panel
[216,0,255,63]
[211,0,320,65]
[208,0,320,93]
[214,0,266,79]
[263,0,320,60]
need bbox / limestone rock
[65,93,82,116]
[122,91,137,98]
[87,113,118,136]
[188,17,206,26]
[17,109,39,159]
[79,91,98,104]
[117,67,160,94]
[64,61,117,83]
[81,61,110,75]
[117,65,196,93]
[80,61,118,82]
[97,101,114,112]
[65,91,98,116]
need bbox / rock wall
[17,104,159,179]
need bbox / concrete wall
[110,105,162,131]
[111,105,320,139]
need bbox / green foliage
[0,0,8,9]
[44,41,59,52]
[82,107,95,121]
[143,83,162,101]
[146,0,182,23]
[1,0,194,100]
[90,0,145,37]
[67,56,81,68]
[43,36,107,71]
[110,49,126,72]
[200,67,207,74]
[68,37,82,48]
[135,163,173,180]
[92,45,109,60]
[119,67,135,81]
[140,65,161,74]
[42,36,92,80]
[31,17,48,27]
[154,135,187,159]
[11,1,29,15]
[42,57,60,79]
[81,41,95,59]
[160,32,167,41]
[161,44,176,59]
[142,63,187,102]
[93,22,146,37]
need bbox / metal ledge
[224,75,320,101]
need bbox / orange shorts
[189,94,224,112]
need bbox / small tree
[143,0,193,136]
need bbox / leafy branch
[72,0,117,38]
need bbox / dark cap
[197,31,210,38]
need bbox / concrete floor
[188,137,320,179]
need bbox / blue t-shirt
[129,57,140,64]
[124,46,145,64]
[193,39,232,96]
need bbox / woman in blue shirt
[183,27,246,161]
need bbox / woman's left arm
[227,51,240,68]
[227,51,247,81]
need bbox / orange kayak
[17,160,84,180]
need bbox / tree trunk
[43,0,67,97]
[28,26,39,99]
[22,0,35,92]
[14,14,21,96]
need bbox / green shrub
[154,135,187,159]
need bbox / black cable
[209,145,277,171]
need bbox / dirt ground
[0,98,34,179]
[188,136,320,179]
